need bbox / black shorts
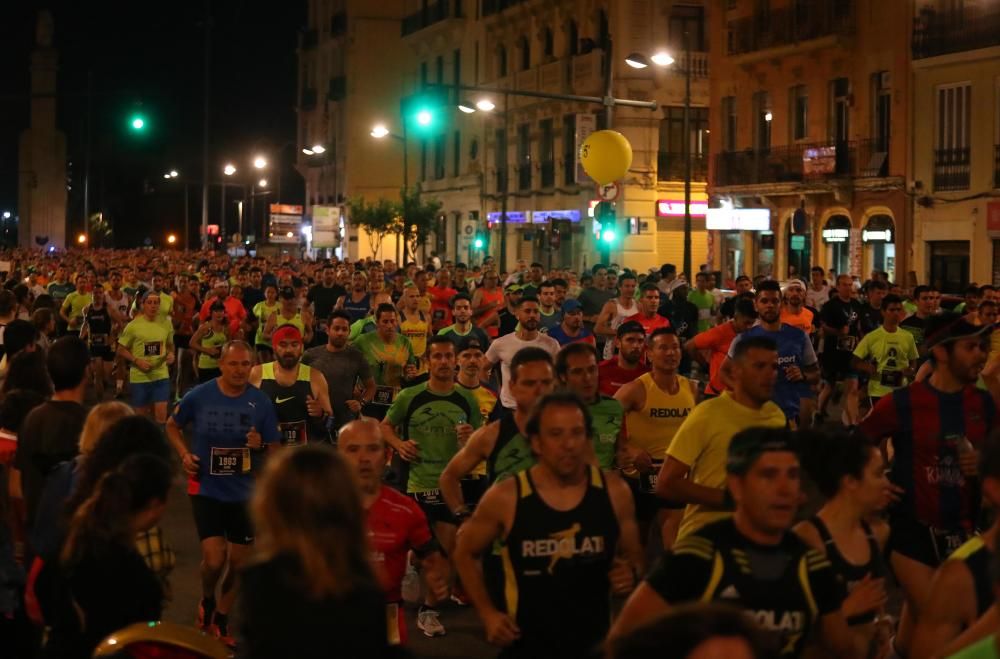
[888,514,973,567]
[190,495,254,545]
[461,476,488,508]
[90,347,114,362]
[411,489,456,526]
[820,350,853,383]
[625,472,681,525]
[174,334,191,350]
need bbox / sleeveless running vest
[487,413,534,483]
[272,312,305,338]
[949,535,995,618]
[603,297,638,359]
[809,516,886,626]
[259,361,314,446]
[500,466,619,657]
[625,372,694,459]
[342,293,371,323]
[84,305,113,351]
[399,311,429,364]
[197,328,228,369]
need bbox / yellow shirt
[399,310,429,372]
[666,391,786,540]
[625,373,695,460]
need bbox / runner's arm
[608,583,670,640]
[453,479,516,620]
[164,416,190,461]
[78,308,89,340]
[301,309,314,344]
[594,300,617,337]
[938,605,1000,659]
[909,561,976,659]
[440,423,498,513]
[310,368,333,416]
[605,472,644,575]
[248,364,263,388]
[189,324,210,355]
[613,379,652,469]
[261,312,277,341]
[655,456,725,508]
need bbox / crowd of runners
[0,246,999,658]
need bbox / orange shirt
[781,307,814,335]
[691,321,738,395]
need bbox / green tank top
[198,327,228,369]
[271,312,305,345]
[254,301,281,345]
[488,414,535,483]
[590,395,624,470]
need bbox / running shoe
[212,613,237,649]
[196,597,215,632]
[416,607,446,637]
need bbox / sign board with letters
[312,205,340,248]
[656,199,709,217]
[269,204,305,245]
[705,208,770,231]
[802,146,837,175]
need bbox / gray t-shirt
[302,344,373,431]
[577,287,616,319]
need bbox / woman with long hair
[44,453,172,658]
[238,445,391,658]
[795,430,892,659]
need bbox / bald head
[339,417,383,446]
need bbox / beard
[277,352,300,369]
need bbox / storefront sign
[862,229,892,242]
[656,199,708,217]
[312,205,341,248]
[532,209,581,223]
[790,235,806,250]
[486,211,529,223]
[705,208,770,231]
[822,228,850,243]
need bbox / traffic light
[594,201,617,246]
[473,229,488,251]
[401,88,448,135]
[129,113,147,132]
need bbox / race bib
[90,333,109,347]
[930,526,971,563]
[279,420,307,446]
[413,489,444,506]
[836,336,857,351]
[209,447,251,476]
[432,308,446,322]
[374,385,396,405]
[880,370,903,388]
[639,460,664,494]
[143,341,162,357]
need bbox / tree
[87,212,113,248]
[399,186,443,264]
[348,196,400,260]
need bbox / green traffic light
[416,109,433,127]
[601,228,616,244]
[130,115,146,131]
[474,238,484,249]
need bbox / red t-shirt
[367,486,433,602]
[625,311,670,335]
[691,321,738,395]
[198,295,247,337]
[427,286,458,330]
[598,358,650,397]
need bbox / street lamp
[169,170,179,178]
[167,233,177,245]
[258,178,268,188]
[1,212,9,220]
[223,163,237,176]
[475,99,496,112]
[253,155,267,169]
[370,124,391,139]
[457,103,476,114]
[77,233,87,245]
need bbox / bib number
[413,489,444,506]
[279,420,307,446]
[143,341,162,357]
[639,460,664,494]
[209,447,250,476]
[929,526,971,563]
[90,333,108,347]
[374,386,396,405]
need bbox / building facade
[911,1,1000,293]
[706,0,911,287]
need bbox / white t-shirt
[485,332,561,408]
[805,284,831,310]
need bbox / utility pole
[83,70,93,245]
[682,30,693,280]
[201,0,212,248]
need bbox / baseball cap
[561,299,583,313]
[784,279,806,291]
[278,286,296,300]
[727,427,798,475]
[923,312,993,351]
[505,283,522,293]
[456,336,485,354]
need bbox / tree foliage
[399,186,442,262]
[348,196,400,259]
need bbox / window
[562,114,576,184]
[497,45,507,78]
[829,77,850,143]
[453,130,461,178]
[872,72,891,151]
[420,61,428,87]
[658,107,709,181]
[753,91,771,151]
[519,36,530,71]
[669,5,706,51]
[721,96,736,151]
[517,123,531,190]
[598,10,609,45]
[540,119,555,187]
[495,128,507,191]
[434,133,446,180]
[453,49,461,103]
[935,82,971,190]
[790,85,808,142]
[543,28,554,58]
[567,21,579,56]
[435,55,444,84]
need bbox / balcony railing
[657,152,708,182]
[482,0,528,18]
[995,146,1000,189]
[327,76,346,102]
[713,139,886,187]
[913,5,1000,59]
[669,52,710,78]
[726,0,852,56]
[933,148,970,191]
[402,0,461,36]
[518,164,531,191]
[540,160,555,188]
[300,88,317,110]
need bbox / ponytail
[61,454,172,567]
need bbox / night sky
[0,0,306,248]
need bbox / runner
[338,418,450,646]
[306,263,347,344]
[860,314,997,659]
[615,327,696,548]
[301,309,376,436]
[851,293,919,408]
[547,299,596,346]
[598,320,649,396]
[116,290,176,423]
[438,292,490,349]
[595,272,638,359]
[817,274,864,426]
[428,268,458,332]
[262,285,313,346]
[536,280,560,331]
[251,284,280,363]
[656,336,785,541]
[191,301,230,383]
[624,282,671,335]
[380,334,483,637]
[78,284,115,399]
[106,269,133,398]
[399,283,432,374]
[353,303,417,420]
[806,265,831,310]
[453,391,643,658]
[683,298,757,397]
[165,340,280,647]
[471,270,504,338]
[454,336,500,510]
[901,284,937,354]
[249,324,332,446]
[555,342,625,470]
[171,274,201,396]
[688,271,718,333]
[612,427,852,659]
[484,296,560,410]
[780,279,815,335]
[60,273,93,333]
[336,270,371,323]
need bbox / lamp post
[370,124,409,263]
[163,170,188,249]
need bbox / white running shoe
[417,607,446,637]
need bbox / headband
[272,324,303,345]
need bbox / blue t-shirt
[729,324,817,420]
[546,324,596,346]
[173,380,280,502]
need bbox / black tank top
[84,306,113,349]
[258,362,321,446]
[500,466,619,658]
[487,413,534,484]
[809,516,885,626]
[343,293,371,322]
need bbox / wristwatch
[452,505,472,523]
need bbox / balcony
[300,88,317,110]
[657,152,708,182]
[402,0,462,37]
[913,5,1000,59]
[572,50,604,97]
[669,52,710,78]
[327,76,346,102]
[539,59,568,91]
[713,139,886,187]
[933,148,970,191]
[726,0,852,56]
[482,0,528,18]
[330,11,347,37]
[301,29,318,49]
[540,160,555,188]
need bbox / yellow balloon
[579,130,633,185]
